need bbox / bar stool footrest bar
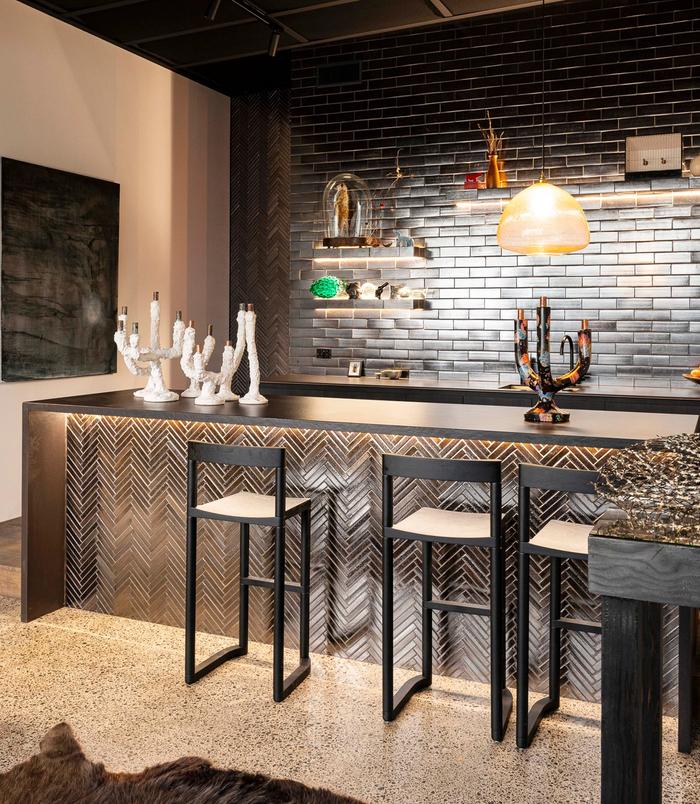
[242,575,303,594]
[552,617,602,634]
[425,598,490,616]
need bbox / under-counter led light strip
[316,308,421,313]
[455,188,700,212]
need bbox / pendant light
[497,0,589,255]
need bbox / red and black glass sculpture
[515,297,591,424]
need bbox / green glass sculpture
[310,276,345,299]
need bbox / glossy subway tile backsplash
[285,0,700,388]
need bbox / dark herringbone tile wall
[230,89,291,389]
[65,413,681,712]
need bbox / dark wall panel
[230,89,291,389]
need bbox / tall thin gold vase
[497,158,508,188]
[486,154,500,189]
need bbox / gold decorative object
[497,0,589,255]
[497,158,508,188]
[683,366,700,385]
[486,154,500,190]
[479,111,505,190]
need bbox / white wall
[0,0,231,520]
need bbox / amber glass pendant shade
[497,180,590,255]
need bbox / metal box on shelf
[625,133,683,179]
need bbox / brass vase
[497,158,508,188]
[486,154,500,189]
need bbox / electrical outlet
[316,348,332,359]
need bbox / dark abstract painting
[1,158,119,381]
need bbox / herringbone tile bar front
[65,414,680,712]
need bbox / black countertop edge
[261,374,700,415]
[22,390,698,451]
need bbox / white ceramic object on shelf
[239,304,268,405]
[114,293,185,402]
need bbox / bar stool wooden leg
[273,523,286,703]
[516,548,531,748]
[422,541,433,685]
[382,536,431,721]
[300,508,311,662]
[185,516,247,685]
[268,515,311,703]
[185,513,197,685]
[239,523,250,654]
[490,542,512,741]
[382,534,395,722]
[549,557,562,709]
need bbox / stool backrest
[382,454,502,542]
[518,463,600,544]
[187,442,286,520]
[383,454,501,484]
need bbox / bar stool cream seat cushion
[195,491,309,520]
[392,507,491,540]
[529,519,592,555]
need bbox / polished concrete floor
[0,597,698,804]
[0,520,20,598]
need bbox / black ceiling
[19,0,546,95]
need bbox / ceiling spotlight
[268,27,281,57]
[205,0,222,22]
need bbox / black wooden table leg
[678,606,696,754]
[601,595,662,804]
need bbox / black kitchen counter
[261,373,700,416]
[23,389,697,450]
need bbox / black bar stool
[382,453,512,742]
[517,463,603,748]
[185,442,311,702]
[518,463,697,753]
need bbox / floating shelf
[312,297,427,310]
[451,176,700,213]
[312,245,428,261]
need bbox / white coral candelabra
[180,322,216,398]
[178,304,268,407]
[114,292,185,402]
[239,303,267,405]
[180,323,239,406]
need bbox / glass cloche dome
[322,172,373,247]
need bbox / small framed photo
[347,360,364,377]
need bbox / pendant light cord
[540,0,546,182]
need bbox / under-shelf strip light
[456,187,700,213]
